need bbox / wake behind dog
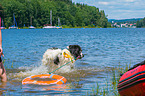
[10,45,84,80]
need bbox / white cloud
[98,1,109,5]
[124,0,135,2]
[72,0,145,19]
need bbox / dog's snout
[81,53,84,57]
[79,53,84,59]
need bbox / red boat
[118,64,145,96]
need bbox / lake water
[1,28,145,95]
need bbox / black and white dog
[42,45,84,73]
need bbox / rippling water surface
[1,28,145,95]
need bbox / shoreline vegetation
[88,63,131,96]
[0,0,111,29]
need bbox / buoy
[22,74,67,85]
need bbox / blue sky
[72,0,145,19]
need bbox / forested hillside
[0,0,111,28]
[136,17,145,28]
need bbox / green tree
[0,4,4,18]
[136,18,145,28]
[1,0,111,28]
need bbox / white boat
[43,26,57,29]
[29,17,35,29]
[29,25,35,29]
[9,25,18,29]
[43,26,62,29]
[0,27,5,29]
[9,14,18,29]
[43,10,62,29]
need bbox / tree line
[0,0,111,28]
[136,17,145,28]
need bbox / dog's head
[68,45,84,59]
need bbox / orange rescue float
[117,65,145,96]
[22,74,67,85]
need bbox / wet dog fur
[42,45,84,73]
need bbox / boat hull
[118,65,145,96]
[43,26,62,29]
[0,27,5,29]
[9,27,18,29]
[29,26,35,29]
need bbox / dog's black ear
[68,45,82,58]
[51,47,58,50]
[54,56,59,65]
